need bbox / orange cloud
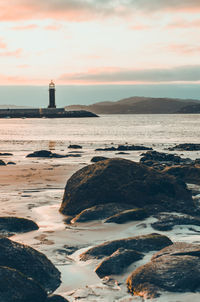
[0,40,6,49]
[167,44,200,54]
[1,0,200,22]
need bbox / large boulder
[0,216,39,236]
[0,266,47,302]
[60,158,193,216]
[80,233,172,261]
[163,165,200,185]
[127,242,200,298]
[95,248,143,278]
[0,237,61,292]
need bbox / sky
[0,0,200,105]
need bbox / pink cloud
[0,40,6,49]
[168,19,200,29]
[1,0,200,22]
[11,24,38,30]
[44,24,62,31]
[167,44,200,54]
[0,49,22,57]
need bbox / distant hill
[65,97,200,114]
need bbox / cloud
[0,49,22,57]
[11,24,38,30]
[0,0,200,22]
[167,44,200,54]
[59,65,200,84]
[167,18,200,29]
[0,40,6,49]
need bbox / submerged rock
[7,161,16,165]
[0,152,13,156]
[60,158,193,216]
[91,156,108,163]
[95,248,143,278]
[0,160,6,166]
[68,144,82,149]
[104,208,148,224]
[26,150,66,158]
[127,242,200,298]
[151,213,200,231]
[80,233,172,261]
[71,203,132,223]
[169,143,200,151]
[0,237,61,292]
[0,266,47,302]
[0,216,39,236]
[95,145,152,151]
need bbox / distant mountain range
[65,97,200,114]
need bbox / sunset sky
[1,0,200,85]
[0,0,200,105]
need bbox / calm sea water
[0,114,200,153]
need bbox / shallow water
[1,114,200,301]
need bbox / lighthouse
[48,80,56,108]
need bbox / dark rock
[68,144,82,149]
[0,237,61,292]
[65,154,81,158]
[95,145,152,152]
[169,143,200,151]
[60,158,193,216]
[140,150,182,164]
[80,233,172,261]
[0,266,47,302]
[0,160,6,166]
[91,156,108,163]
[71,203,132,223]
[7,161,16,165]
[0,152,13,156]
[116,152,130,155]
[46,295,69,302]
[95,248,143,278]
[152,242,200,260]
[0,216,39,236]
[26,150,66,158]
[117,145,152,151]
[163,165,200,185]
[127,242,200,298]
[151,213,200,231]
[105,208,148,224]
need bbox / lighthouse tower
[48,80,56,108]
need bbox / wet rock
[26,150,66,158]
[0,266,47,302]
[60,158,193,216]
[80,233,172,261]
[104,208,148,224]
[95,145,152,152]
[163,165,200,185]
[127,242,200,298]
[68,144,82,149]
[0,237,61,292]
[95,248,143,278]
[0,160,6,166]
[65,154,81,157]
[151,213,200,231]
[169,143,200,151]
[0,152,13,156]
[116,151,130,155]
[71,203,132,223]
[46,295,69,302]
[7,161,16,165]
[0,216,39,236]
[91,156,108,163]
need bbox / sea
[1,114,200,302]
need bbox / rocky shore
[1,142,200,301]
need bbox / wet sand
[1,155,200,301]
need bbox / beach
[1,115,200,301]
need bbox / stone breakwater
[0,108,98,118]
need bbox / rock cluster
[95,145,152,151]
